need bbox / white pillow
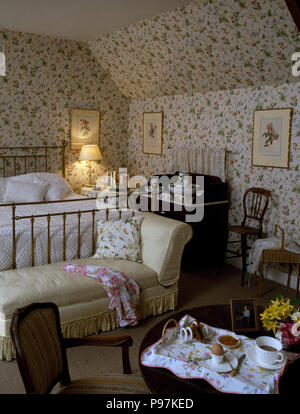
[35,173,74,200]
[44,182,71,201]
[93,216,143,262]
[4,180,48,203]
[9,173,74,201]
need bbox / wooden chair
[226,187,271,286]
[10,302,148,394]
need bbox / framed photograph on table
[230,298,259,333]
[252,108,292,168]
[71,109,100,150]
[143,112,163,155]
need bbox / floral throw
[63,263,139,327]
[93,216,143,262]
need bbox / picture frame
[252,108,292,169]
[230,298,259,333]
[143,112,163,155]
[70,109,100,150]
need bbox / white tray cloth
[140,314,299,394]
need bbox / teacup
[179,326,193,343]
[255,336,284,365]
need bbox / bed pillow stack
[93,216,144,262]
[33,173,73,201]
[3,180,48,203]
[0,173,74,202]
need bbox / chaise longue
[0,212,192,360]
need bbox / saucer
[246,345,287,370]
[202,352,238,373]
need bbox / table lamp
[79,144,102,187]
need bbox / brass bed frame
[9,202,132,270]
[0,141,67,178]
[0,143,128,270]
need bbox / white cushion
[93,216,143,262]
[9,173,74,200]
[3,180,48,203]
[44,182,71,201]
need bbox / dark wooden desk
[141,173,229,272]
[139,305,300,394]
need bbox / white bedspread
[0,195,132,271]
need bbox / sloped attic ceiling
[88,0,300,99]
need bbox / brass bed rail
[0,141,66,177]
[8,200,134,269]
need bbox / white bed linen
[0,194,132,271]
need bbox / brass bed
[0,142,118,270]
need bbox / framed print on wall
[252,108,292,169]
[70,109,100,150]
[143,112,163,155]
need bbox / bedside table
[81,187,131,209]
[81,187,102,198]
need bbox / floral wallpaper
[89,0,300,99]
[0,0,299,250]
[127,82,300,244]
[89,0,300,244]
[0,28,130,192]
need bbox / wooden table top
[139,304,299,394]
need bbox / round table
[139,305,299,394]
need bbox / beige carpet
[0,264,296,394]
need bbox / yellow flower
[260,296,295,333]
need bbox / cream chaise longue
[0,212,192,360]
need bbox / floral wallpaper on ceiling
[127,81,300,245]
[89,0,300,99]
[0,28,130,192]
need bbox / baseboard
[226,258,297,291]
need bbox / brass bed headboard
[0,140,66,178]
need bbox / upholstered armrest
[64,335,133,374]
[139,212,193,287]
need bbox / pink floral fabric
[63,263,139,327]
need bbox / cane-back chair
[226,187,271,286]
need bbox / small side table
[256,249,300,297]
[81,186,102,198]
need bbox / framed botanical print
[70,109,100,150]
[252,108,292,168]
[143,112,163,155]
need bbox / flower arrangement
[260,295,300,347]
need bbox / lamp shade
[79,145,102,161]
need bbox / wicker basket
[162,318,178,337]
